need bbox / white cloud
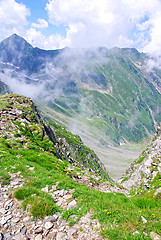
[0,0,30,41]
[46,0,161,50]
[26,28,68,50]
[143,14,161,56]
[31,19,48,29]
[1,0,161,62]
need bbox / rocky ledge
[119,125,161,194]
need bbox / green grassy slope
[0,93,160,239]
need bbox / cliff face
[0,93,108,179]
[119,125,161,195]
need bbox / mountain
[0,34,61,73]
[0,93,160,239]
[119,124,161,196]
[0,34,161,178]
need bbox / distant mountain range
[0,34,161,175]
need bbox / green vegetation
[0,136,160,238]
[0,93,160,239]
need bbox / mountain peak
[1,33,32,49]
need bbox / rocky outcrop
[119,125,161,193]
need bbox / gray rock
[0,219,7,225]
[4,233,12,239]
[20,227,27,235]
[44,221,53,230]
[0,208,7,215]
[150,232,161,240]
[55,189,68,197]
[35,235,43,240]
[5,214,12,221]
[35,227,43,234]
[4,200,13,209]
[44,214,59,223]
[67,227,77,237]
[23,216,30,222]
[41,185,49,193]
[12,218,20,223]
[13,233,25,240]
[67,200,77,210]
[56,232,68,240]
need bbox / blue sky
[16,0,67,37]
[1,0,161,57]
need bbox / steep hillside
[0,93,108,179]
[119,125,161,196]
[0,93,160,239]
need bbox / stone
[0,219,7,225]
[68,189,75,194]
[13,233,25,240]
[23,216,30,222]
[5,214,12,221]
[141,216,147,224]
[153,188,161,198]
[133,231,139,235]
[47,232,57,239]
[44,215,59,223]
[12,218,20,223]
[44,221,53,230]
[0,233,4,240]
[67,227,77,237]
[56,232,68,240]
[57,189,68,197]
[51,185,57,191]
[35,235,43,240]
[41,185,49,193]
[29,167,35,171]
[4,200,13,209]
[0,208,7,214]
[20,227,27,235]
[63,194,72,200]
[67,200,77,210]
[4,233,12,239]
[35,227,43,234]
[150,232,161,240]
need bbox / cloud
[0,0,30,41]
[1,0,161,63]
[31,19,48,29]
[46,0,161,50]
[26,28,68,49]
[143,14,161,56]
[0,69,44,99]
